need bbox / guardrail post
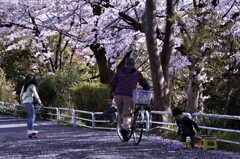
[149,112,152,130]
[92,112,95,129]
[56,108,60,122]
[39,106,43,120]
[207,129,212,135]
[2,102,5,113]
[145,110,150,131]
[13,104,17,116]
[72,110,76,128]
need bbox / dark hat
[125,57,135,66]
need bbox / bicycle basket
[132,90,153,105]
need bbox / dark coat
[110,65,150,97]
[177,116,200,136]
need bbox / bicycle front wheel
[132,107,144,145]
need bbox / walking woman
[110,57,150,141]
[20,73,43,136]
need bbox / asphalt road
[0,115,239,159]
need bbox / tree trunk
[144,0,175,114]
[59,40,69,70]
[90,43,114,84]
[186,64,200,113]
[186,56,206,113]
[144,0,166,116]
[160,0,175,112]
[69,48,76,66]
[225,45,234,114]
[54,33,62,70]
[90,4,114,84]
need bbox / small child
[103,98,117,124]
[172,107,201,148]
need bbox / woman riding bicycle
[110,57,150,141]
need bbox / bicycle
[116,89,153,145]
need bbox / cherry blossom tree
[1,0,239,114]
[175,0,240,113]
[0,0,205,112]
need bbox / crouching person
[172,107,201,148]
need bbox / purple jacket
[110,65,150,97]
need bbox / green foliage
[170,68,189,109]
[36,108,50,120]
[71,82,111,112]
[204,62,240,115]
[214,131,240,143]
[38,65,87,108]
[0,68,17,102]
[58,113,72,125]
[38,74,57,106]
[218,141,240,152]
[197,117,225,129]
[0,49,40,95]
[0,49,32,80]
[211,129,240,152]
[203,81,227,114]
[195,117,240,152]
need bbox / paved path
[0,115,239,159]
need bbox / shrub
[37,65,109,112]
[71,82,111,112]
[0,68,17,102]
[38,66,87,108]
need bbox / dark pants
[103,107,117,121]
[180,135,196,148]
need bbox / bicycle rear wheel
[132,107,144,145]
